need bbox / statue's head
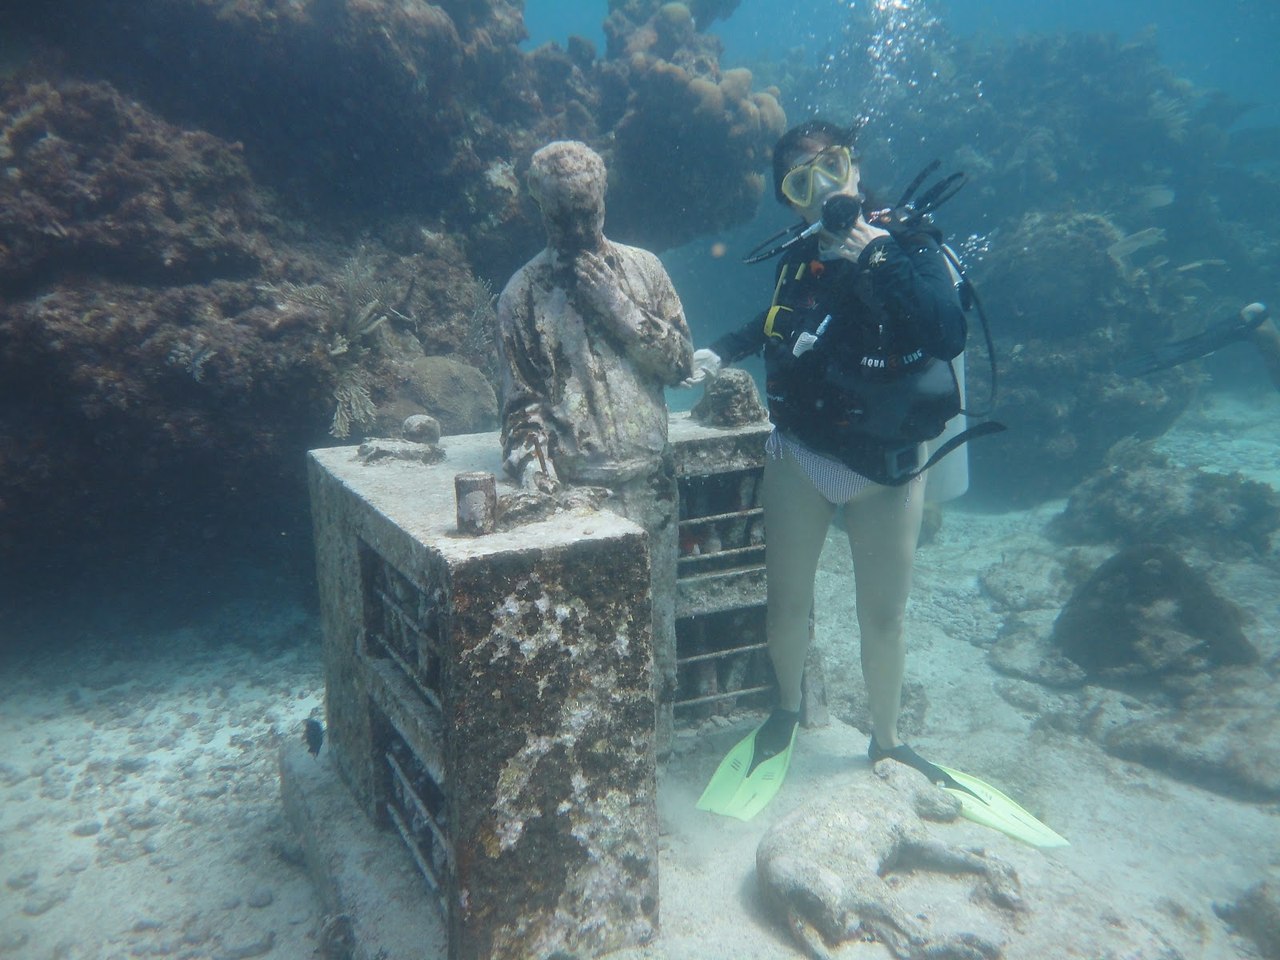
[527,140,607,253]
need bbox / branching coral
[330,370,378,439]
[262,247,405,359]
[455,275,499,382]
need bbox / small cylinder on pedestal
[455,472,497,535]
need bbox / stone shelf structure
[669,413,827,728]
[306,434,656,960]
[290,414,824,960]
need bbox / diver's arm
[706,254,790,365]
[707,311,769,365]
[861,234,967,360]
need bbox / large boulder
[1050,544,1257,689]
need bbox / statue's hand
[504,434,559,493]
[520,456,559,494]
[574,251,628,318]
[501,440,558,491]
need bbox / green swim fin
[935,764,1070,850]
[870,740,1068,849]
[697,713,798,822]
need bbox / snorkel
[867,159,966,234]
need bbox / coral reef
[7,0,783,264]
[964,210,1200,504]
[0,80,321,549]
[598,3,786,248]
[9,0,532,238]
[1051,443,1280,558]
[0,78,497,555]
[608,0,744,32]
[0,80,268,288]
[1,0,790,560]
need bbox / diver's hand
[681,348,722,387]
[826,217,891,262]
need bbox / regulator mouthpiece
[822,194,863,233]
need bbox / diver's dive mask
[779,145,857,208]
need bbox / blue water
[525,0,1280,126]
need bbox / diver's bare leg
[764,450,836,712]
[1251,318,1280,392]
[843,473,925,750]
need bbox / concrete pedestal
[307,434,657,960]
[297,414,827,960]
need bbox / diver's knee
[858,610,906,642]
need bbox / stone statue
[496,140,693,752]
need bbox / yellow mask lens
[780,146,852,207]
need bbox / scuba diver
[689,120,1063,847]
[691,118,964,809]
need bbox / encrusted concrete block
[308,433,657,960]
[668,413,775,720]
[669,410,773,480]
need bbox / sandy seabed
[1,391,1277,960]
